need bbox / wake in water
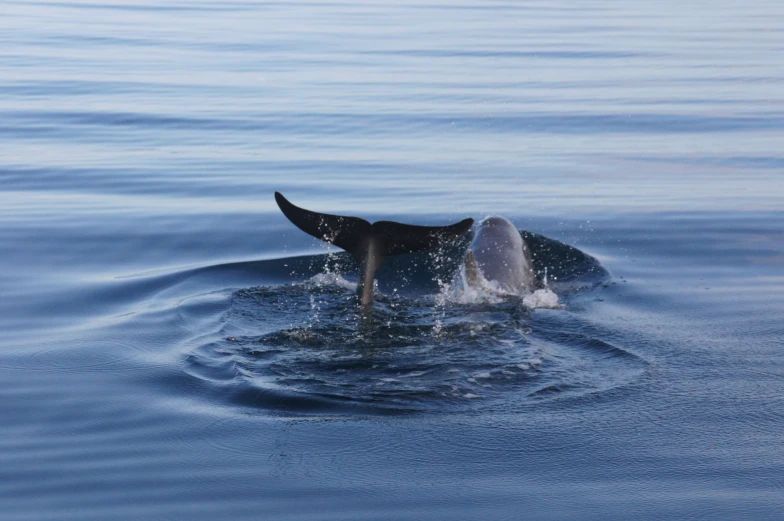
[176,230,639,415]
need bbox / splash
[437,262,561,310]
[522,268,561,309]
[522,289,560,309]
[304,272,357,293]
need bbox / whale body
[464,216,536,295]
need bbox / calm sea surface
[2,1,783,519]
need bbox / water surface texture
[1,1,783,520]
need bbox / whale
[463,216,536,295]
[274,192,474,305]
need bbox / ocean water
[1,0,783,519]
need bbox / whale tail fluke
[274,192,473,304]
[369,219,475,257]
[274,192,473,262]
[274,192,371,262]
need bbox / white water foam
[437,263,561,310]
[522,288,561,309]
[304,272,358,292]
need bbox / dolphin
[463,216,536,295]
[274,192,474,305]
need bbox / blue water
[2,1,784,519]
